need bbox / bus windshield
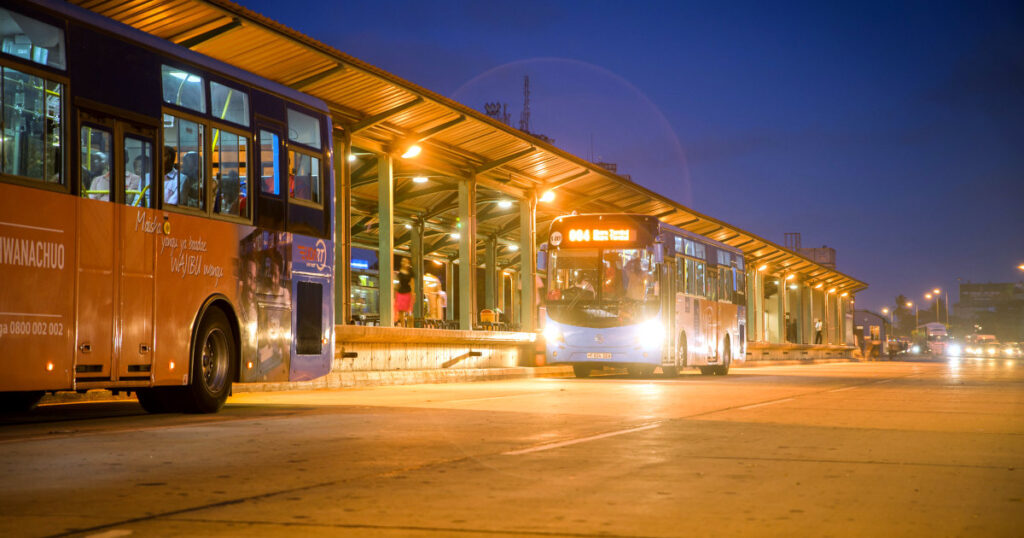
[546,247,659,327]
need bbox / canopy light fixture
[539,190,555,203]
[401,144,422,159]
[412,176,428,183]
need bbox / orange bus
[0,1,335,413]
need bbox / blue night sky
[243,0,1023,311]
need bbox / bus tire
[184,308,236,413]
[135,388,182,414]
[713,338,731,376]
[699,366,715,376]
[573,364,592,378]
[0,391,45,413]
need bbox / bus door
[117,125,157,382]
[75,110,157,383]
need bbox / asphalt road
[2,358,1022,537]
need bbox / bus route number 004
[5,320,64,337]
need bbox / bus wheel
[713,339,732,375]
[184,308,236,413]
[0,391,45,413]
[699,367,715,376]
[573,365,593,378]
[135,388,182,414]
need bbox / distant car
[1002,343,1022,358]
[965,335,1000,357]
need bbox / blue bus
[542,214,746,378]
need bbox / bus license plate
[586,352,612,359]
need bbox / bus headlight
[911,345,921,354]
[543,324,564,344]
[636,320,664,347]
[947,344,961,356]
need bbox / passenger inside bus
[163,145,180,204]
[86,150,110,201]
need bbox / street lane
[1,358,1022,537]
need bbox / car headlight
[635,319,664,347]
[911,345,921,354]
[987,347,997,356]
[543,324,564,343]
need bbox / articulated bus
[542,214,746,378]
[0,1,335,412]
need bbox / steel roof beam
[474,147,536,175]
[290,64,346,90]
[177,18,242,48]
[348,97,425,134]
[408,115,466,144]
[544,169,590,190]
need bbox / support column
[445,257,455,322]
[333,133,351,325]
[801,285,812,344]
[484,235,497,310]
[749,268,757,344]
[519,192,536,332]
[411,221,424,322]
[377,153,394,327]
[458,176,477,330]
[775,276,786,344]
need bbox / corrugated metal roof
[68,0,866,292]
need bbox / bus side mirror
[537,243,547,271]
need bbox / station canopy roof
[72,0,867,293]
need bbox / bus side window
[162,114,205,210]
[81,125,112,201]
[124,136,152,207]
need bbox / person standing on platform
[814,318,823,344]
[395,257,415,326]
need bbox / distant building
[853,310,889,358]
[784,233,837,269]
[954,282,1024,341]
[797,246,836,270]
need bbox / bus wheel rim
[202,328,229,391]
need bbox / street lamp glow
[933,288,940,294]
[401,144,422,159]
[925,293,932,300]
[539,190,556,203]
[906,301,913,308]
[882,307,889,314]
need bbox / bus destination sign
[567,228,633,242]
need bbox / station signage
[566,228,633,243]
